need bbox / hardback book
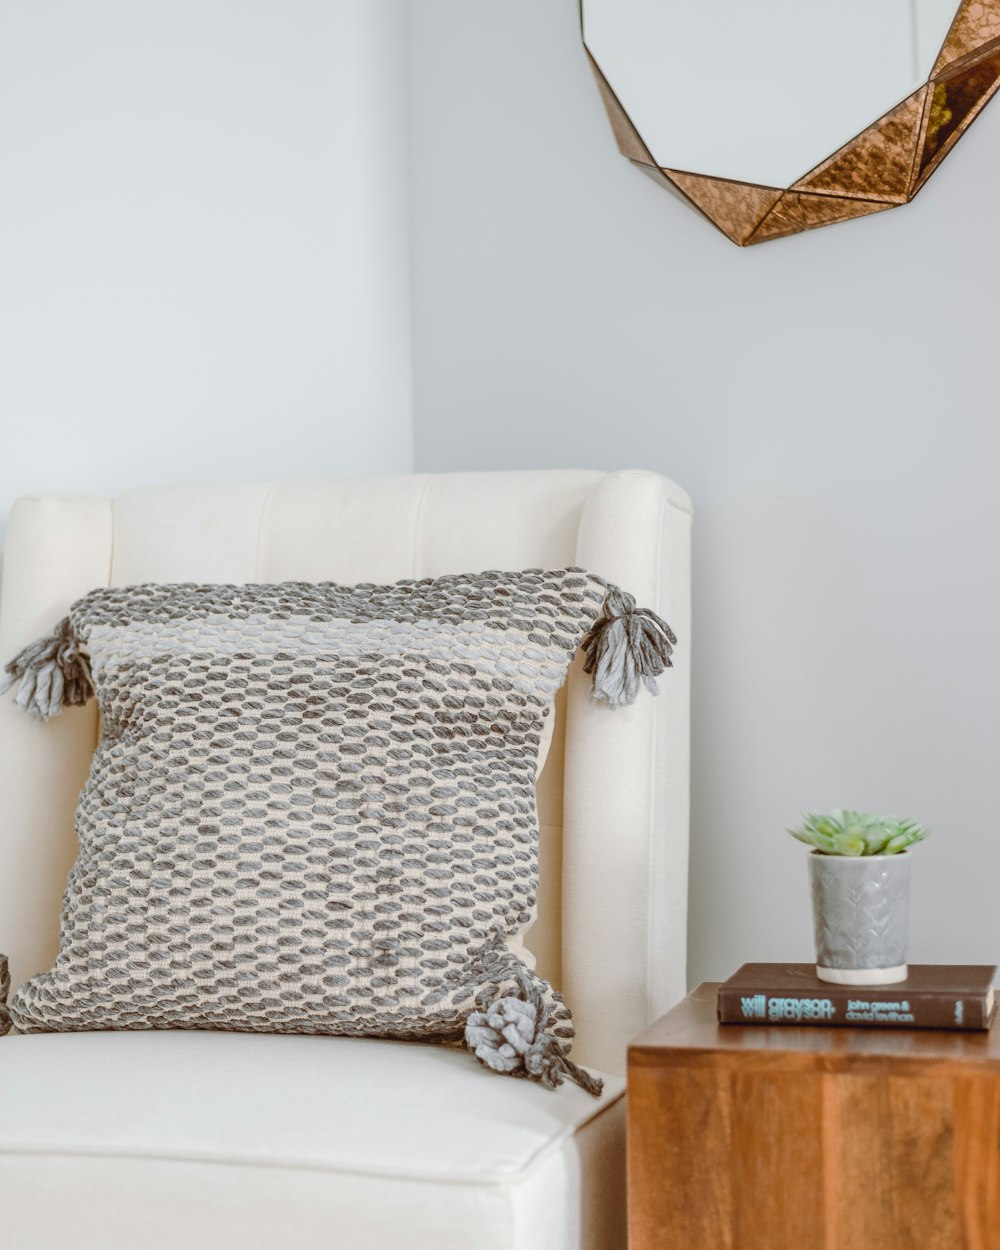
[717,963,997,1031]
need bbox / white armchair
[0,469,691,1250]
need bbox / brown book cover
[717,963,997,1031]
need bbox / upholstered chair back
[0,469,690,1073]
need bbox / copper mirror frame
[583,0,1000,245]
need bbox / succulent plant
[788,809,930,857]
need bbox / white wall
[3,0,994,994]
[404,2,1000,986]
[0,0,413,524]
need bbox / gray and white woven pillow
[2,569,674,1093]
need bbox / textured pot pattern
[809,853,910,973]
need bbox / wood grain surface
[628,983,1000,1250]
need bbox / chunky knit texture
[0,956,10,1037]
[4,569,674,1090]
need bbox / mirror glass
[582,0,959,188]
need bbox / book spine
[717,987,991,1030]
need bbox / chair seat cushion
[0,1030,626,1250]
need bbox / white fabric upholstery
[0,468,690,1250]
[0,1031,626,1250]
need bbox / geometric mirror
[581,0,1000,244]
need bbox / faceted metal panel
[915,44,1000,186]
[584,0,1000,246]
[585,51,656,167]
[933,0,1000,74]
[662,172,782,246]
[793,88,927,203]
[633,161,712,219]
[747,191,893,245]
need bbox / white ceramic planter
[808,852,911,985]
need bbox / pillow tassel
[581,585,677,707]
[465,969,604,1097]
[1,617,93,721]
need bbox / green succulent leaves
[788,809,930,857]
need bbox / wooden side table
[629,981,1000,1250]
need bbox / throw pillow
[2,569,675,1093]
